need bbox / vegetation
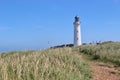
[0,48,91,80]
[1,41,119,80]
[77,42,120,66]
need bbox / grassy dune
[0,48,91,80]
[78,42,120,66]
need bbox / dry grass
[78,42,120,66]
[0,48,91,80]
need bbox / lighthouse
[73,16,82,46]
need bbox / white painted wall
[73,18,82,46]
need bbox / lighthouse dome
[75,16,79,22]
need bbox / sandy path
[90,62,120,80]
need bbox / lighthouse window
[77,37,78,40]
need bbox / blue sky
[0,0,120,52]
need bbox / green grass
[77,42,120,66]
[0,48,91,80]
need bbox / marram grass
[0,48,91,80]
[78,42,120,66]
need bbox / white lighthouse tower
[73,16,82,46]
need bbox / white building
[73,16,82,46]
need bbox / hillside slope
[0,48,91,80]
[76,42,120,80]
[78,42,120,66]
[0,42,120,80]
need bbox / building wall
[74,21,81,46]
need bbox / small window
[77,37,78,40]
